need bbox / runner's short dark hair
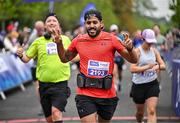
[44,13,59,22]
[84,9,102,21]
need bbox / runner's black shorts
[130,79,160,104]
[75,95,119,120]
[39,81,71,117]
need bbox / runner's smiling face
[85,16,103,38]
[45,16,61,33]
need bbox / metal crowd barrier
[0,52,32,100]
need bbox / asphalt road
[0,63,180,123]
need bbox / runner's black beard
[87,29,101,38]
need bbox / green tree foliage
[111,0,136,33]
[0,0,119,32]
[0,0,172,34]
[170,0,180,27]
[54,0,118,31]
[0,0,48,30]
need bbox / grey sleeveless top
[132,46,157,84]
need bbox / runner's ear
[101,22,104,30]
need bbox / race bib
[87,60,110,77]
[46,42,57,55]
[142,70,156,77]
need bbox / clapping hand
[16,44,24,58]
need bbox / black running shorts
[75,95,119,120]
[130,79,160,104]
[39,81,70,117]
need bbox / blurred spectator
[153,24,167,84]
[13,21,19,32]
[65,30,73,40]
[110,24,126,42]
[28,21,45,46]
[172,27,180,47]
[6,22,14,32]
[110,24,119,34]
[0,30,6,51]
[73,24,85,38]
[153,24,167,54]
[110,24,125,91]
[18,27,31,46]
[4,31,19,54]
[133,29,143,48]
[165,29,174,51]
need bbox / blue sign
[172,59,180,117]
[79,3,96,25]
